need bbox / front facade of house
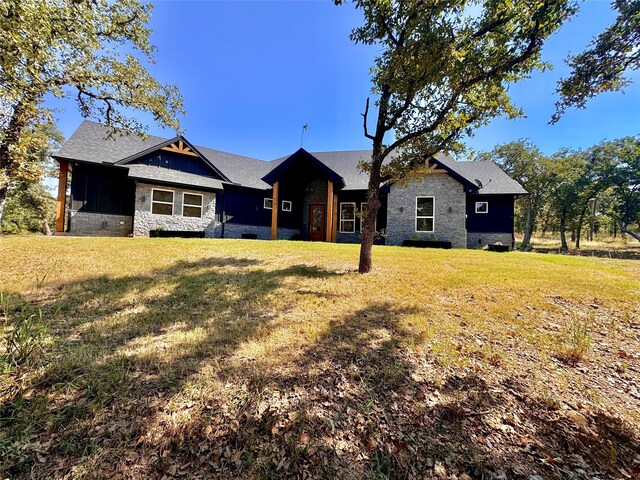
[53,121,527,248]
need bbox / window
[282,200,292,212]
[360,202,377,232]
[415,196,435,232]
[183,193,203,218]
[475,201,488,214]
[264,198,273,209]
[340,202,356,233]
[151,188,174,215]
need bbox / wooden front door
[309,204,325,241]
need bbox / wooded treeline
[476,137,640,250]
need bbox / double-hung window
[151,188,174,215]
[415,196,435,232]
[340,202,356,233]
[282,200,292,212]
[264,198,273,209]
[183,193,203,218]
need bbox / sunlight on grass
[0,236,639,478]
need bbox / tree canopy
[335,0,577,272]
[0,0,184,220]
[552,0,640,122]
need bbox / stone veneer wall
[216,223,300,240]
[133,182,218,237]
[386,174,467,248]
[68,211,133,236]
[467,232,514,249]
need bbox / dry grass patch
[0,236,639,479]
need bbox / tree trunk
[575,203,589,249]
[0,187,6,230]
[621,225,640,243]
[358,151,383,274]
[520,196,533,247]
[559,207,569,252]
[588,198,597,241]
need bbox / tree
[0,0,184,224]
[602,136,640,242]
[552,0,640,122]
[335,0,576,273]
[547,149,586,251]
[474,139,552,248]
[1,182,56,234]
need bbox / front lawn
[1,237,639,479]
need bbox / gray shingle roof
[435,153,528,195]
[126,165,224,191]
[55,121,525,195]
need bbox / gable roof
[262,148,345,188]
[434,153,528,196]
[54,121,526,195]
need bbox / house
[52,121,527,248]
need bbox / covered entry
[261,148,345,241]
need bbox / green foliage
[0,0,184,205]
[334,0,576,272]
[1,182,56,234]
[0,293,47,369]
[553,0,640,122]
[480,136,640,248]
[475,139,554,246]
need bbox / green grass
[0,236,639,479]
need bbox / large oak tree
[336,0,576,273]
[0,0,184,222]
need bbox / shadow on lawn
[2,257,639,479]
[0,256,344,478]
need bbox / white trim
[263,198,273,209]
[182,192,204,218]
[415,196,435,232]
[151,188,174,215]
[282,200,292,212]
[475,201,489,214]
[339,202,356,233]
[360,202,377,232]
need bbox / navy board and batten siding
[68,163,135,235]
[130,150,216,178]
[215,185,301,240]
[465,194,516,248]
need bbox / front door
[309,204,325,241]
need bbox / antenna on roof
[300,123,308,148]
[474,179,483,189]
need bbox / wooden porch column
[271,181,279,240]
[332,193,338,242]
[326,180,333,242]
[55,161,69,233]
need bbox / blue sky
[49,0,639,161]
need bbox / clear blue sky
[49,0,639,161]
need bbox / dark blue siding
[217,186,273,228]
[71,163,135,215]
[466,194,514,233]
[131,151,221,178]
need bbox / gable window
[282,200,292,212]
[151,188,174,215]
[183,193,203,218]
[475,201,488,214]
[264,198,273,209]
[360,202,377,232]
[416,196,435,232]
[340,202,356,233]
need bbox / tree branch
[362,97,374,140]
